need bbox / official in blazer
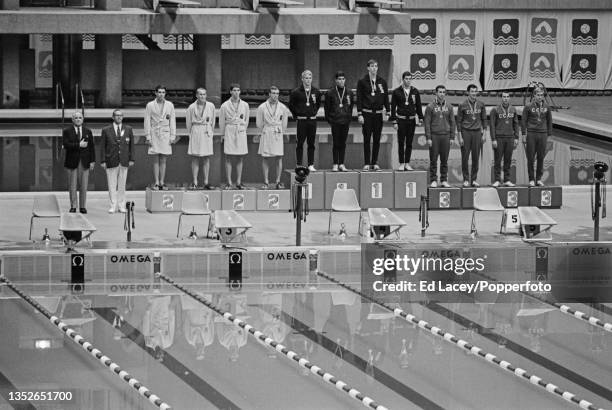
[62,111,95,213]
[101,109,134,213]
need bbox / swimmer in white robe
[219,84,250,189]
[186,88,216,189]
[144,85,176,190]
[256,86,289,189]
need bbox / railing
[76,83,85,119]
[55,83,65,127]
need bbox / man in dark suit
[62,111,95,213]
[101,109,134,213]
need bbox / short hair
[155,85,166,92]
[112,109,123,117]
[196,87,206,94]
[466,84,478,92]
[367,59,378,67]
[269,86,279,94]
[435,85,446,92]
[335,71,346,79]
[301,70,312,79]
[229,83,240,92]
[402,71,412,79]
[501,90,511,96]
[72,111,83,119]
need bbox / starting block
[368,208,407,240]
[517,206,557,242]
[59,213,96,251]
[213,210,252,243]
[528,186,563,208]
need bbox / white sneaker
[372,164,381,171]
[529,180,535,187]
[308,165,317,172]
[536,180,544,187]
[108,207,116,214]
[430,181,438,188]
[363,165,371,171]
[463,181,470,187]
[339,164,348,172]
[332,164,339,172]
[441,181,451,188]
[397,163,405,171]
[504,181,515,187]
[404,164,414,171]
[472,181,480,187]
[119,207,127,213]
[492,181,501,187]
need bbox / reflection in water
[2,132,612,191]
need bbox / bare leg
[153,157,160,186]
[159,155,167,186]
[225,158,232,186]
[276,157,283,184]
[202,157,210,186]
[262,157,269,185]
[191,157,199,186]
[236,157,243,185]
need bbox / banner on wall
[484,14,527,90]
[563,14,611,89]
[390,16,443,90]
[443,14,484,90]
[524,16,565,88]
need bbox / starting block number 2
[405,182,416,199]
[371,182,382,199]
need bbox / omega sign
[572,247,611,255]
[267,252,307,261]
[110,255,152,263]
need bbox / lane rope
[473,271,612,334]
[316,271,605,410]
[0,276,172,410]
[156,272,390,410]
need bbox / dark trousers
[460,129,482,182]
[66,165,89,209]
[362,113,383,166]
[331,123,350,165]
[296,119,317,166]
[493,138,514,182]
[429,134,450,182]
[526,132,548,181]
[397,119,416,164]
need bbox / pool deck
[2,185,611,252]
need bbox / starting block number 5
[504,208,520,231]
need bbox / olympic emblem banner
[392,15,443,89]
[562,14,611,89]
[443,13,484,90]
[524,15,565,88]
[484,13,527,90]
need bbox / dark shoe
[276,182,285,189]
[160,184,168,191]
[152,184,160,191]
[204,184,214,190]
[80,208,87,214]
[261,183,269,189]
[236,184,244,190]
[189,183,198,190]
[69,208,76,213]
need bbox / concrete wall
[123,50,198,90]
[222,50,297,90]
[320,50,392,89]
